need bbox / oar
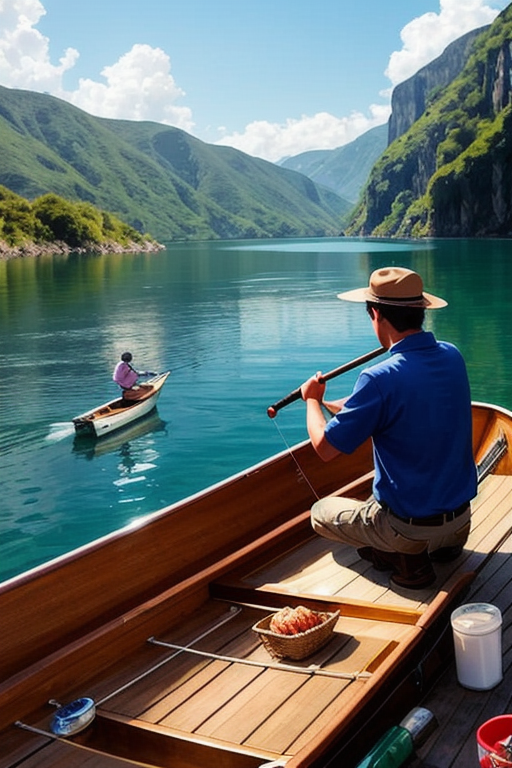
[267,346,387,419]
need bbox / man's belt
[384,501,470,527]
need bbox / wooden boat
[72,372,170,437]
[1,401,512,768]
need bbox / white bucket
[450,603,502,690]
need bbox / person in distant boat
[113,352,152,400]
[300,267,478,590]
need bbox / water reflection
[72,410,167,461]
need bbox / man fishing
[300,266,477,589]
[113,351,152,400]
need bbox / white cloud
[386,0,502,87]
[66,45,194,131]
[215,105,391,163]
[0,0,78,90]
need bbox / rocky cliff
[347,4,512,238]
[388,28,486,144]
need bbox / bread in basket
[252,605,340,660]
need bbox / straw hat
[337,267,447,309]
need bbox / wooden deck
[410,531,512,767]
[2,471,512,768]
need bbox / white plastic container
[450,603,502,690]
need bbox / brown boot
[390,550,436,589]
[359,548,435,589]
[357,547,395,571]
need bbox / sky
[0,0,509,162]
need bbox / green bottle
[355,707,437,768]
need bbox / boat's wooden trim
[14,713,279,768]
[473,402,512,475]
[76,711,284,767]
[2,734,162,768]
[210,582,423,626]
[95,375,166,417]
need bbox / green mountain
[0,86,349,241]
[278,124,388,203]
[346,6,512,238]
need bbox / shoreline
[0,238,166,261]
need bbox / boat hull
[72,372,170,437]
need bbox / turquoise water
[1,237,511,583]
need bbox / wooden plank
[114,615,402,755]
[287,678,368,754]
[99,601,418,761]
[140,659,232,725]
[224,474,512,616]
[158,663,265,733]
[210,583,423,626]
[244,674,350,754]
[0,728,50,768]
[105,606,262,717]
[465,477,512,568]
[409,532,512,768]
[188,667,310,746]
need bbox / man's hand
[301,372,326,402]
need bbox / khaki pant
[311,495,471,555]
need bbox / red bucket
[477,715,512,766]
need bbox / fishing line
[267,348,386,501]
[271,419,320,501]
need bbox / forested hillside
[0,185,159,257]
[0,86,349,242]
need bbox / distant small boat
[72,372,170,437]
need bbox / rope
[148,637,371,681]
[96,606,242,706]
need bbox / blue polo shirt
[324,332,477,519]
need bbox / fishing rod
[267,346,387,419]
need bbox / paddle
[267,346,387,418]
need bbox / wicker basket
[252,610,340,660]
